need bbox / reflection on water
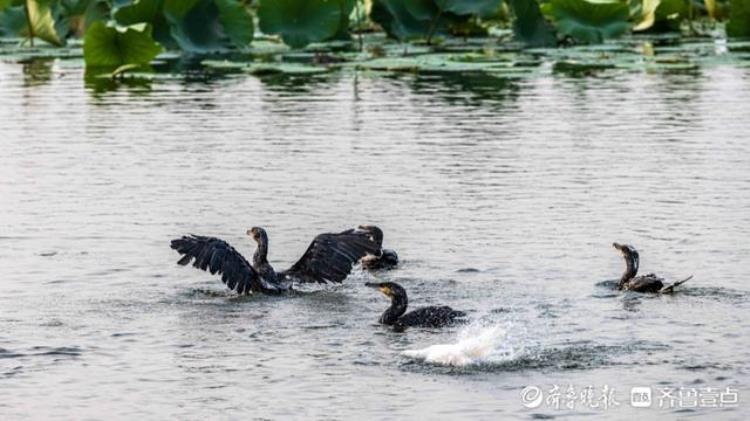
[0,56,749,420]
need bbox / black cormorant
[357,225,399,270]
[613,242,692,293]
[365,282,466,331]
[170,226,391,295]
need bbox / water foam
[402,323,518,367]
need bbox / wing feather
[281,228,382,284]
[170,235,264,294]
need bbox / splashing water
[402,323,519,367]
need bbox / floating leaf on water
[202,58,333,75]
[553,59,615,74]
[248,39,291,56]
[304,39,354,52]
[200,58,246,71]
[356,56,422,71]
[358,53,529,75]
[245,62,330,75]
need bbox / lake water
[1,49,749,420]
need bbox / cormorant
[357,225,399,270]
[366,282,466,331]
[170,226,391,295]
[613,242,692,293]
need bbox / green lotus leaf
[163,0,226,52]
[215,0,253,48]
[728,0,750,37]
[83,21,162,69]
[435,0,502,17]
[245,62,330,75]
[30,0,63,45]
[371,0,450,40]
[404,0,439,21]
[112,0,176,48]
[56,0,110,38]
[258,0,342,48]
[653,0,688,32]
[332,0,354,40]
[358,53,530,75]
[0,6,27,37]
[0,1,63,45]
[544,0,630,44]
[113,0,162,26]
[507,0,557,47]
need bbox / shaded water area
[1,45,750,420]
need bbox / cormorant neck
[253,240,268,266]
[620,255,638,287]
[380,293,407,325]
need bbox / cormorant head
[358,225,384,246]
[380,249,399,266]
[365,281,406,301]
[247,227,268,245]
[613,242,639,273]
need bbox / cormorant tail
[660,275,693,294]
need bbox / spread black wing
[170,235,271,294]
[280,229,381,284]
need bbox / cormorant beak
[613,242,624,252]
[365,282,390,297]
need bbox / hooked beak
[365,282,390,297]
[613,242,624,251]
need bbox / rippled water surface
[1,54,750,420]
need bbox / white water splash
[402,323,518,367]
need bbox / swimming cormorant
[366,282,466,331]
[170,226,390,295]
[613,243,692,293]
[357,225,399,270]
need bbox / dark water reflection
[0,59,749,420]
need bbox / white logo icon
[631,387,652,408]
[521,386,544,408]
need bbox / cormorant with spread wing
[613,242,692,293]
[170,226,389,295]
[366,282,466,331]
